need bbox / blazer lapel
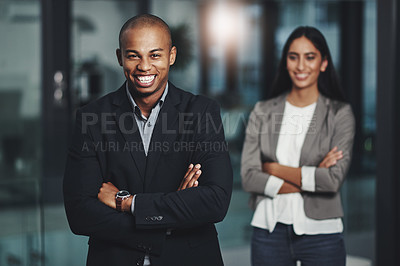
[299,94,329,166]
[112,84,147,181]
[269,93,287,162]
[144,84,180,188]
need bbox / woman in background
[241,26,355,266]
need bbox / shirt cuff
[301,166,316,192]
[264,175,284,197]
[130,194,136,215]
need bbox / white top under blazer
[251,101,343,235]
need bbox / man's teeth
[137,75,155,83]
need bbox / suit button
[136,258,143,266]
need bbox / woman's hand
[262,162,278,176]
[262,162,301,187]
[263,162,301,193]
[278,181,301,194]
[319,146,343,168]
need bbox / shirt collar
[125,82,168,112]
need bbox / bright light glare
[209,3,239,45]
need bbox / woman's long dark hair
[268,26,346,102]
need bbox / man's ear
[169,46,177,66]
[116,49,123,66]
[320,57,328,72]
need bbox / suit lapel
[299,94,329,166]
[144,84,180,188]
[112,84,147,181]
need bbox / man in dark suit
[63,14,233,266]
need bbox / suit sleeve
[63,109,165,255]
[133,99,233,229]
[313,104,355,193]
[241,103,276,196]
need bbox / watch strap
[116,197,123,212]
[115,190,131,212]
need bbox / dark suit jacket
[63,82,233,266]
[241,93,355,220]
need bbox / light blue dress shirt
[125,83,169,266]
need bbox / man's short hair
[118,14,172,49]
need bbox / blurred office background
[0,0,399,265]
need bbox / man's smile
[134,74,156,87]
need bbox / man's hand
[98,182,119,209]
[178,164,201,191]
[319,146,343,168]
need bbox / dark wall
[376,0,400,265]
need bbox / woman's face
[286,36,328,92]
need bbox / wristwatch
[115,190,131,212]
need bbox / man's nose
[137,58,151,72]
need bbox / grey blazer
[241,93,355,220]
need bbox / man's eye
[128,54,138,59]
[306,56,315,60]
[151,54,161,58]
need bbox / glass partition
[0,0,43,265]
[41,1,140,266]
[71,0,139,108]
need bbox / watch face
[117,190,130,197]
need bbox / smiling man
[63,14,232,266]
[117,16,175,110]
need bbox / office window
[0,0,42,265]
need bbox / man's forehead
[121,25,171,49]
[125,24,168,37]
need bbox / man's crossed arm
[98,163,202,212]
